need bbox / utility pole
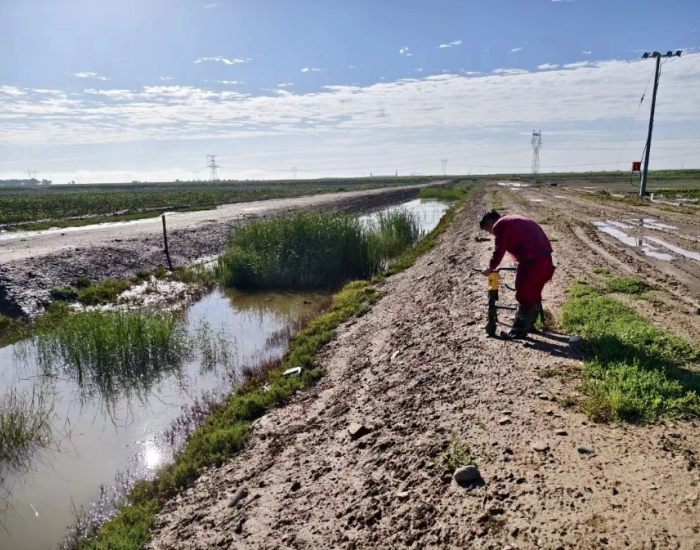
[531,130,542,184]
[291,167,298,179]
[194,170,200,181]
[639,50,682,198]
[206,155,219,181]
[441,159,448,176]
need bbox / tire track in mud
[147,186,700,550]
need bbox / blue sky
[1,0,700,182]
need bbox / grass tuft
[561,291,700,422]
[78,279,131,305]
[51,285,79,302]
[568,280,602,299]
[605,276,653,295]
[593,267,611,276]
[436,431,474,473]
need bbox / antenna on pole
[206,155,219,181]
[291,167,298,179]
[441,159,448,176]
[531,130,542,184]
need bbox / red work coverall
[489,215,555,308]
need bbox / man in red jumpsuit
[479,210,556,339]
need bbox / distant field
[0,178,436,227]
[1,171,698,227]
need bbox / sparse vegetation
[436,431,474,472]
[561,289,700,422]
[593,267,611,276]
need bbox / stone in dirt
[290,481,302,492]
[531,441,549,453]
[578,446,595,454]
[569,335,582,344]
[227,487,248,508]
[453,465,481,483]
[555,429,568,436]
[283,367,302,377]
[498,417,511,425]
[502,410,513,416]
[396,491,410,500]
[348,423,370,440]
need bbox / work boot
[501,306,530,339]
[523,304,542,332]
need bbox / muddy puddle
[0,197,451,550]
[593,220,699,263]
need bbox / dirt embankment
[146,185,700,550]
[0,185,427,318]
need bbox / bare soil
[0,185,428,318]
[147,184,700,550]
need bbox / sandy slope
[148,185,700,550]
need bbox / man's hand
[481,268,492,277]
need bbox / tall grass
[561,292,700,422]
[35,310,191,406]
[218,210,421,289]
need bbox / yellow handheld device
[487,272,499,291]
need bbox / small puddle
[593,222,673,261]
[645,237,700,262]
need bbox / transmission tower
[194,171,200,181]
[206,155,219,181]
[531,130,542,183]
[27,170,38,180]
[440,159,448,176]
[291,167,298,179]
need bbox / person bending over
[479,210,556,339]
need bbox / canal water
[0,198,451,550]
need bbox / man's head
[479,210,501,234]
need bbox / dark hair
[479,210,501,230]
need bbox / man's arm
[488,230,506,271]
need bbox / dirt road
[147,185,700,550]
[0,184,432,317]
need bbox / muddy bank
[0,185,426,318]
[147,185,700,550]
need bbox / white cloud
[348,65,356,69]
[537,63,559,70]
[203,2,221,7]
[462,71,482,75]
[301,67,321,72]
[278,83,294,87]
[493,68,529,75]
[415,68,423,72]
[582,50,592,55]
[563,61,592,69]
[510,47,523,53]
[439,40,462,49]
[399,47,410,55]
[159,77,175,81]
[205,80,240,85]
[74,72,111,81]
[194,56,250,65]
[2,54,700,153]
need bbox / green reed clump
[78,279,131,305]
[0,387,56,473]
[218,210,420,289]
[418,183,474,201]
[35,310,190,404]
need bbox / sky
[1,0,700,183]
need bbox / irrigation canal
[0,198,452,550]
